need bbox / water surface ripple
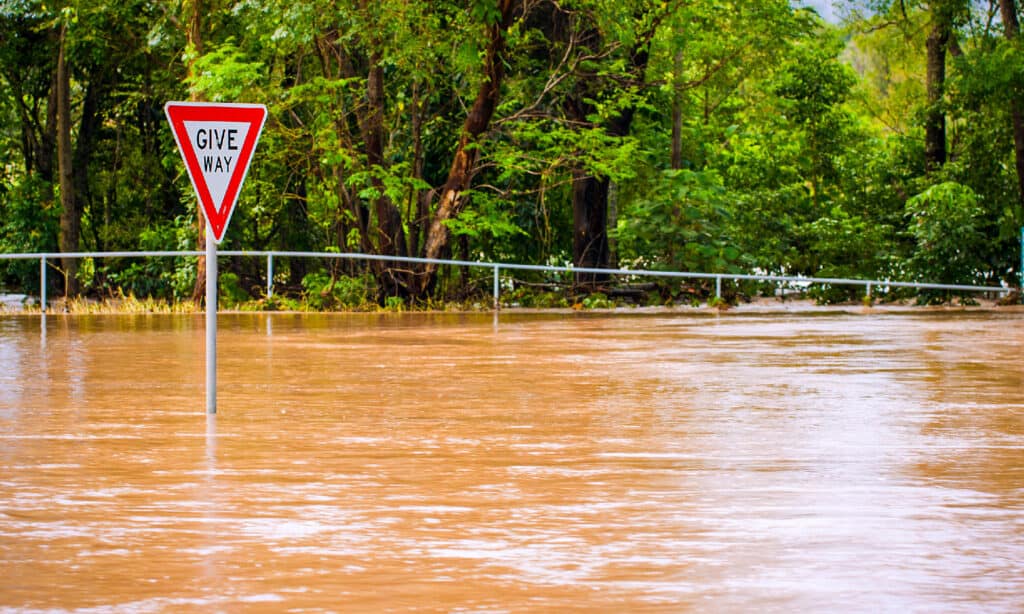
[1,312,1022,612]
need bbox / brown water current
[0,311,1022,612]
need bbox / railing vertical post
[267,253,274,298]
[493,265,500,310]
[715,275,722,300]
[40,257,46,313]
[866,282,872,301]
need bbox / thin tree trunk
[568,55,646,287]
[1000,0,1024,208]
[187,0,206,304]
[608,180,618,269]
[284,175,310,287]
[7,67,57,183]
[409,81,426,259]
[41,63,59,183]
[572,172,610,281]
[56,24,79,296]
[315,29,374,258]
[361,47,409,296]
[671,49,684,170]
[924,13,950,172]
[278,55,311,285]
[362,50,406,259]
[1012,112,1024,204]
[73,79,102,243]
[416,0,519,296]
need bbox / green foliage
[188,41,266,101]
[101,217,197,300]
[253,292,302,312]
[580,292,614,309]
[301,272,336,310]
[218,272,249,307]
[105,261,172,300]
[334,274,376,307]
[0,175,58,291]
[444,195,527,242]
[803,205,897,299]
[905,182,987,285]
[707,295,729,310]
[773,34,857,126]
[618,169,742,274]
[301,271,374,309]
[503,287,570,309]
[953,38,1024,107]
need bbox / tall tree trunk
[73,79,102,243]
[360,46,409,297]
[568,57,647,287]
[671,48,684,170]
[279,55,311,286]
[364,59,405,258]
[924,11,950,172]
[284,175,310,287]
[56,25,79,296]
[572,172,610,276]
[555,7,610,287]
[416,0,519,297]
[1000,0,1024,209]
[7,66,57,183]
[409,80,427,260]
[558,4,665,287]
[40,62,59,183]
[314,29,373,258]
[187,0,207,304]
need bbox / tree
[188,0,208,301]
[1,0,1020,305]
[999,0,1024,210]
[416,0,527,296]
[56,20,77,293]
[0,2,59,292]
[923,1,959,171]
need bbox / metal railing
[0,249,1012,312]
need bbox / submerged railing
[0,249,1012,312]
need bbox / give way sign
[165,102,267,243]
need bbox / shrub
[905,182,986,286]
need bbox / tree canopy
[1,0,1021,306]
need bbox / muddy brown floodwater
[1,311,1022,612]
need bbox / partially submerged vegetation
[3,271,1009,314]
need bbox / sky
[798,0,839,23]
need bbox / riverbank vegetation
[2,0,1023,308]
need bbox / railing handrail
[0,249,1011,313]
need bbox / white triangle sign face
[164,102,267,243]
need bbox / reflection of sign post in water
[165,102,267,414]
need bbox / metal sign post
[206,229,217,414]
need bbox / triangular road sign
[165,102,267,243]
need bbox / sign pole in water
[206,227,217,413]
[165,102,267,414]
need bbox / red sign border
[164,102,267,243]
